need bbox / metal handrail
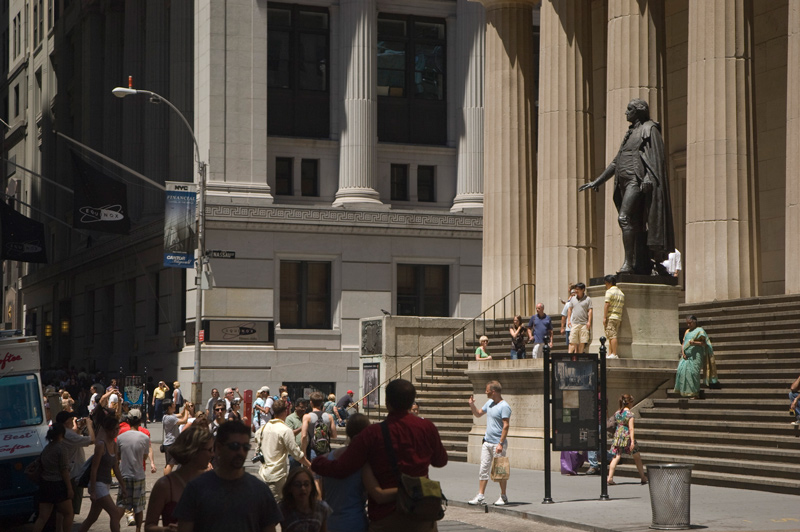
[358,283,535,418]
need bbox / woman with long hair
[508,315,529,360]
[675,315,718,397]
[61,391,75,413]
[607,394,648,486]
[30,424,73,532]
[144,425,214,532]
[78,409,127,532]
[280,467,330,532]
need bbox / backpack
[310,411,331,455]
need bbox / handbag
[24,456,43,484]
[380,421,447,521]
[490,455,511,481]
[77,457,93,488]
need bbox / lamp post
[112,84,208,406]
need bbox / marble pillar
[452,0,485,213]
[786,1,800,294]
[475,0,537,310]
[685,0,759,302]
[535,0,597,312]
[603,0,666,274]
[333,0,381,208]
[197,0,272,203]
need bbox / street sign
[199,329,205,342]
[207,250,236,259]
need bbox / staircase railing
[358,283,535,418]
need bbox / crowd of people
[27,379,447,532]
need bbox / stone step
[654,397,786,407]
[613,463,800,493]
[634,417,800,437]
[633,439,800,464]
[634,427,799,450]
[715,358,799,370]
[615,451,800,482]
[680,294,800,315]
[664,388,786,399]
[709,349,800,360]
[638,407,788,423]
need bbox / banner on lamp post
[163,182,197,268]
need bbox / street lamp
[113,82,208,406]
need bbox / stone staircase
[614,294,800,493]
[412,317,570,462]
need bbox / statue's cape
[613,120,675,260]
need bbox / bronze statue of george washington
[580,98,675,275]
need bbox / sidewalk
[436,461,799,532]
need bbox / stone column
[535,0,596,311]
[786,2,800,294]
[603,0,666,274]
[685,0,759,302]
[474,0,537,310]
[333,0,381,207]
[451,0,485,213]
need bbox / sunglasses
[224,442,251,452]
[214,407,226,412]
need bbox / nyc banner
[163,182,197,268]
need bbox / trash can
[646,463,693,530]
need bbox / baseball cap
[347,390,354,394]
[258,386,270,394]
[55,411,77,424]
[162,398,173,407]
[128,409,142,420]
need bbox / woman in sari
[675,315,713,398]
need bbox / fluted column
[535,1,596,311]
[451,0,485,212]
[685,0,759,302]
[474,0,537,309]
[603,0,666,273]
[786,2,800,294]
[334,0,381,207]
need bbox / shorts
[163,445,177,466]
[604,318,621,340]
[94,481,111,498]
[570,323,590,345]
[39,479,70,504]
[116,477,147,513]
[478,440,507,481]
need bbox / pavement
[20,422,793,532]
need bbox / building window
[37,0,43,44]
[417,165,435,202]
[377,14,447,145]
[12,16,17,58]
[397,264,449,317]
[390,164,409,201]
[301,159,319,197]
[280,260,332,329]
[276,157,293,195]
[13,85,19,117]
[268,3,330,138]
[33,3,38,46]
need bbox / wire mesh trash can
[646,464,693,530]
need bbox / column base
[332,188,384,209]
[206,182,274,206]
[450,193,484,213]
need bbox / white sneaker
[791,421,799,426]
[468,494,486,505]
[494,494,509,506]
[126,514,136,526]
[606,354,619,359]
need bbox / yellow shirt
[605,285,625,320]
[153,387,166,400]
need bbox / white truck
[0,335,46,520]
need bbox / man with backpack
[301,391,338,495]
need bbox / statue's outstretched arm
[579,162,615,192]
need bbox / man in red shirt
[312,379,447,531]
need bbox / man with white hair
[253,386,273,430]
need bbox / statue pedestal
[587,280,680,359]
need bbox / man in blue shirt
[527,303,553,358]
[467,380,511,506]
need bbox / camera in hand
[251,452,265,464]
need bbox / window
[33,2,37,45]
[0,374,44,429]
[301,159,319,197]
[280,260,332,329]
[390,164,409,201]
[397,264,449,317]
[37,0,43,44]
[268,3,330,138]
[48,0,53,29]
[378,14,447,145]
[13,15,17,57]
[13,85,19,117]
[276,157,293,195]
[417,165,435,202]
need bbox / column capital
[468,0,539,9]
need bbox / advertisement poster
[163,182,197,268]
[362,363,380,408]
[552,354,598,451]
